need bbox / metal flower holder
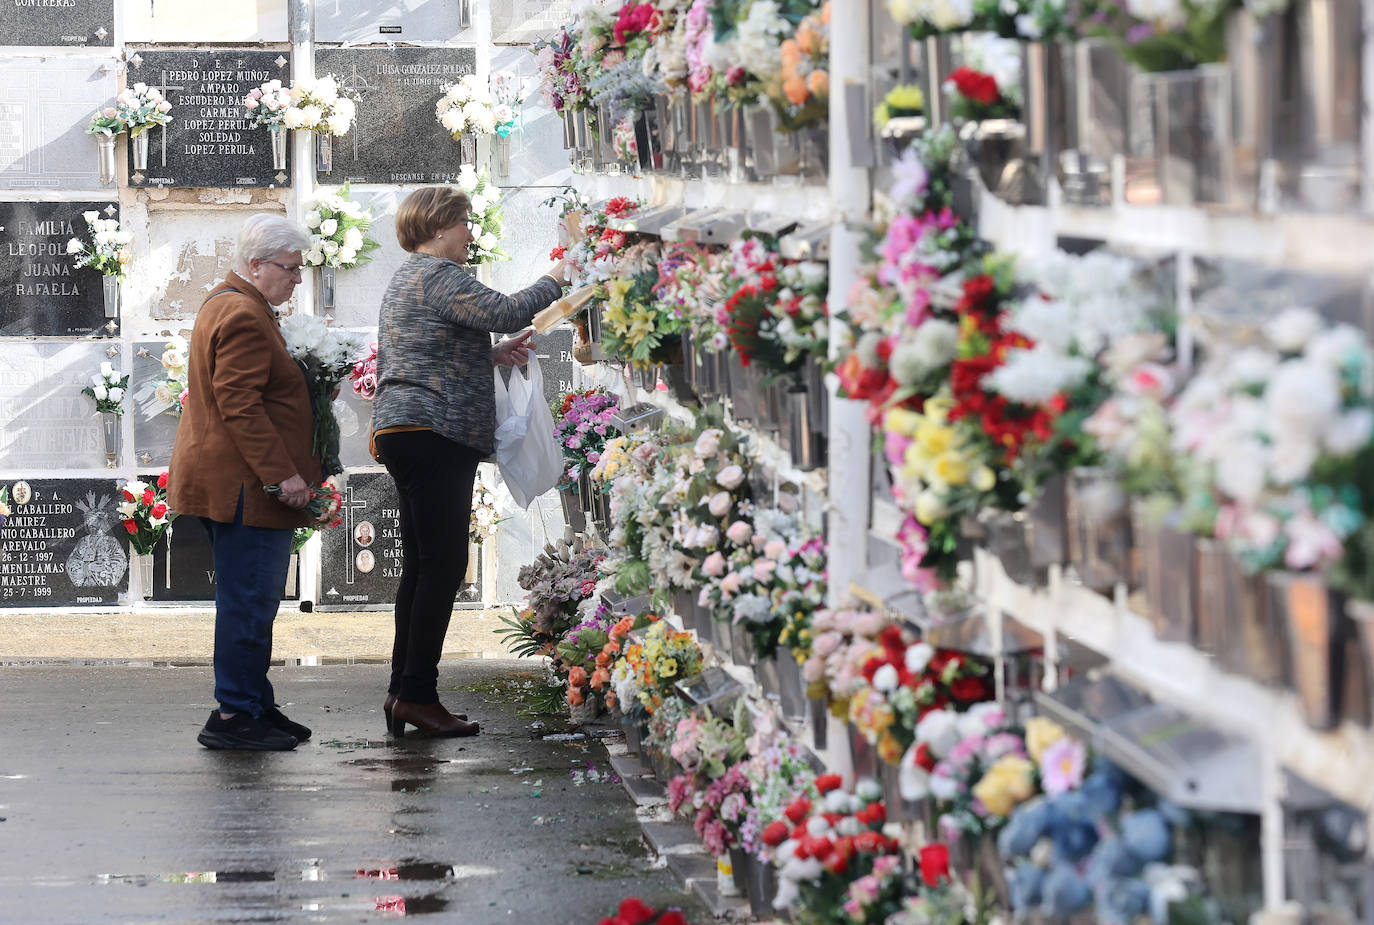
[1055,40,1129,206]
[132,552,154,601]
[1345,599,1374,726]
[316,265,336,312]
[1268,571,1347,730]
[270,125,288,171]
[101,413,120,467]
[1064,467,1135,593]
[1126,63,1238,207]
[315,132,332,173]
[1134,505,1198,644]
[98,136,117,185]
[102,275,119,319]
[559,488,586,534]
[786,384,824,470]
[131,131,150,171]
[725,354,758,424]
[1211,548,1289,686]
[717,103,751,183]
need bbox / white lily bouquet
[66,211,132,281]
[456,165,506,265]
[278,314,370,477]
[436,74,501,137]
[82,362,128,415]
[283,75,358,136]
[242,79,294,128]
[134,335,189,420]
[86,83,172,137]
[303,183,380,270]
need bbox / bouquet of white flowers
[66,211,133,281]
[436,74,501,137]
[278,314,370,477]
[82,362,128,415]
[303,184,380,270]
[456,165,506,265]
[470,477,506,545]
[242,79,294,128]
[283,75,358,136]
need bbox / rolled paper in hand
[532,285,597,334]
[561,211,585,248]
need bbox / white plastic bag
[493,353,563,509]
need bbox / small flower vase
[101,412,120,467]
[315,132,332,173]
[717,853,741,898]
[559,488,586,534]
[102,274,119,319]
[464,542,479,585]
[1268,570,1343,730]
[494,135,511,177]
[97,135,117,185]
[131,131,150,171]
[459,133,476,165]
[568,697,600,725]
[316,264,336,312]
[132,551,154,601]
[269,124,289,171]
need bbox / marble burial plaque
[489,45,571,188]
[123,0,287,42]
[533,326,576,405]
[148,517,299,602]
[0,341,118,470]
[314,46,476,185]
[0,478,128,607]
[319,469,401,608]
[126,50,292,189]
[490,185,561,296]
[491,0,574,44]
[129,339,184,468]
[332,376,378,471]
[0,0,114,47]
[0,200,117,336]
[0,56,118,190]
[330,186,407,328]
[316,0,471,43]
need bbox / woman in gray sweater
[372,186,569,737]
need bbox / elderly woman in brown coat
[169,214,317,752]
[371,186,570,738]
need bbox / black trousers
[375,429,482,703]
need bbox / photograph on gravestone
[0,478,129,607]
[148,516,298,602]
[125,50,292,189]
[122,0,288,42]
[313,46,476,185]
[129,340,185,469]
[0,57,117,190]
[0,200,117,336]
[319,470,402,608]
[0,342,117,470]
[491,0,575,44]
[0,0,114,47]
[316,0,471,44]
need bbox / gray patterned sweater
[371,252,563,456]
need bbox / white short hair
[234,214,310,272]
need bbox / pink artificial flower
[1039,735,1086,796]
[702,551,727,578]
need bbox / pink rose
[719,572,743,596]
[752,559,777,583]
[702,551,726,577]
[725,520,752,545]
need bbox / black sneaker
[197,711,298,751]
[263,707,311,742]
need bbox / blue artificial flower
[1000,796,1054,858]
[1080,768,1124,816]
[1051,788,1092,821]
[1051,813,1100,864]
[1121,809,1173,863]
[1008,860,1046,910]
[1095,877,1152,924]
[1086,837,1144,880]
[1040,864,1093,917]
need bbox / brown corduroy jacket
[168,272,319,529]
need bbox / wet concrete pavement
[0,659,703,924]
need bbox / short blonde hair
[395,186,471,252]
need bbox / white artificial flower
[337,246,357,265]
[299,104,324,128]
[319,218,339,237]
[92,385,108,400]
[1325,409,1374,456]
[905,641,934,674]
[107,387,124,402]
[66,237,83,255]
[872,663,900,693]
[342,226,364,251]
[1306,324,1367,371]
[478,232,498,251]
[325,113,352,136]
[987,343,1091,403]
[1263,306,1324,353]
[100,361,113,377]
[915,708,961,757]
[82,210,98,223]
[1215,442,1268,504]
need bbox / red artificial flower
[783,797,811,825]
[950,675,991,703]
[141,488,155,506]
[604,196,636,219]
[123,519,138,534]
[121,489,135,503]
[914,742,938,772]
[615,897,657,925]
[857,802,886,827]
[919,843,951,887]
[550,245,566,260]
[879,624,905,653]
[613,2,660,45]
[822,850,849,875]
[150,502,168,519]
[853,830,887,854]
[657,912,689,925]
[761,820,791,846]
[949,67,1000,106]
[157,472,169,488]
[814,772,843,794]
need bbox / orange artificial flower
[796,24,819,57]
[568,687,585,706]
[568,666,588,688]
[784,76,810,106]
[590,667,611,689]
[807,70,829,99]
[595,652,612,668]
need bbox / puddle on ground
[96,859,463,888]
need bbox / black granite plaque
[314,46,476,184]
[0,200,115,336]
[126,49,292,189]
[149,516,299,602]
[0,0,114,47]
[0,478,128,607]
[319,470,402,608]
[535,327,577,406]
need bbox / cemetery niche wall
[0,479,129,606]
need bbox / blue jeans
[201,496,293,718]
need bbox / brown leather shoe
[385,693,464,732]
[389,700,479,738]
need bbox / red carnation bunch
[596,897,688,925]
[603,196,638,220]
[117,471,177,556]
[264,479,344,529]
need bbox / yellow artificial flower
[915,422,954,457]
[1025,717,1066,763]
[932,451,970,486]
[884,407,922,437]
[972,755,1036,817]
[924,391,954,424]
[878,732,904,765]
[627,304,658,343]
[914,490,948,525]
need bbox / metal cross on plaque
[150,69,186,168]
[339,64,374,159]
[337,483,368,584]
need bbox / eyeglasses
[464,218,481,235]
[264,260,304,276]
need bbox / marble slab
[0,199,118,336]
[123,0,288,42]
[315,0,472,43]
[0,340,119,471]
[489,45,571,189]
[491,0,574,44]
[318,468,401,607]
[0,56,118,190]
[0,0,114,47]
